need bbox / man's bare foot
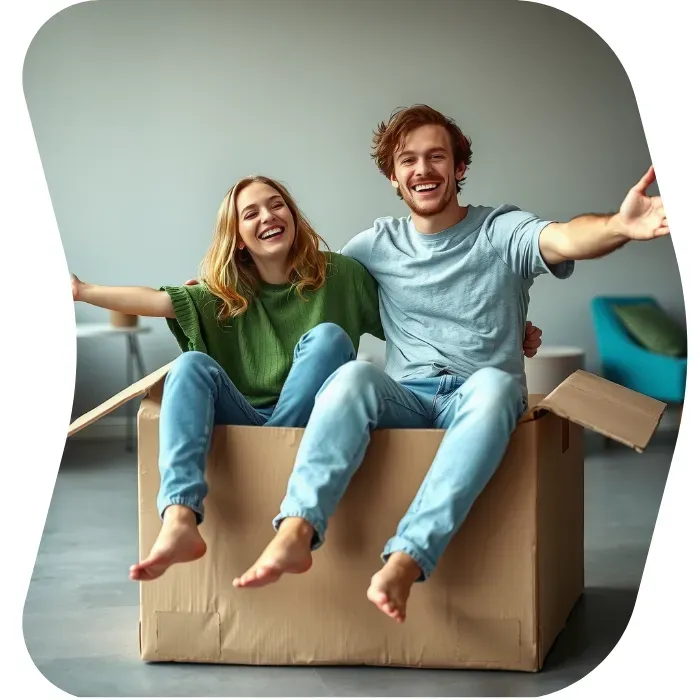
[129,505,206,581]
[367,552,423,623]
[232,517,314,589]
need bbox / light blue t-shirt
[339,204,574,400]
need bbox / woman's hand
[71,273,83,302]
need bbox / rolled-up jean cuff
[272,511,325,550]
[382,536,434,582]
[158,498,204,525]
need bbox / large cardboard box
[68,364,665,671]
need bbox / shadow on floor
[544,586,637,671]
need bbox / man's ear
[455,161,467,180]
[390,173,399,189]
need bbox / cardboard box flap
[530,370,666,452]
[67,361,175,437]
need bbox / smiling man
[234,104,669,624]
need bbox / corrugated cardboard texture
[533,370,665,452]
[534,415,584,667]
[137,397,544,671]
[155,611,221,662]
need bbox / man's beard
[400,180,454,217]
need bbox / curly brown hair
[371,104,473,197]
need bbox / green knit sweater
[161,252,384,407]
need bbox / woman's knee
[168,351,219,378]
[299,322,355,360]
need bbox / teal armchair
[590,296,686,404]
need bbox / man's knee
[317,360,385,404]
[461,368,522,413]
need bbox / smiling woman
[200,176,329,318]
[69,173,386,584]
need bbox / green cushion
[612,302,687,357]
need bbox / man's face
[390,124,466,217]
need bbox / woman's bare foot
[233,517,314,589]
[129,505,206,581]
[367,552,423,623]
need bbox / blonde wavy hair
[198,176,329,320]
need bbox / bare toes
[234,565,282,589]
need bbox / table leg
[131,334,148,378]
[126,336,135,452]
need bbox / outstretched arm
[71,273,175,318]
[539,166,669,265]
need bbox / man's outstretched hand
[618,165,669,240]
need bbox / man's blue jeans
[273,361,525,580]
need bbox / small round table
[524,345,585,396]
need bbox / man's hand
[523,321,542,358]
[539,165,669,265]
[617,165,669,240]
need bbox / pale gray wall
[23,0,684,418]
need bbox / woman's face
[236,182,296,265]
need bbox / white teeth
[414,183,439,192]
[260,227,283,240]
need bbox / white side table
[524,345,585,395]
[75,323,151,451]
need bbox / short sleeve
[484,206,574,280]
[160,284,209,353]
[339,227,375,270]
[352,261,385,341]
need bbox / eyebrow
[397,147,449,158]
[240,195,284,215]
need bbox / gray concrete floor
[23,433,675,697]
